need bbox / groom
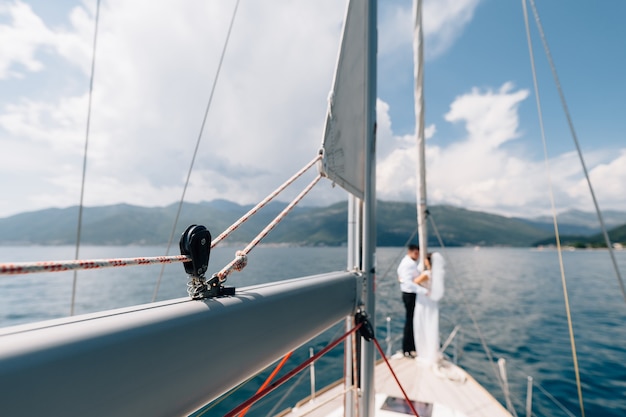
[397,244,426,357]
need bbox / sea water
[0,246,624,416]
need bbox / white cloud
[425,124,436,139]
[444,82,528,148]
[0,1,55,79]
[6,1,622,220]
[423,0,481,58]
[568,150,626,208]
[379,0,481,59]
[378,83,626,217]
[0,1,95,79]
[0,0,346,217]
[379,83,532,210]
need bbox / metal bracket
[355,310,375,342]
[179,224,235,299]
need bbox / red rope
[238,351,294,417]
[223,322,363,417]
[372,337,420,417]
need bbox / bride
[413,252,445,363]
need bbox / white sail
[320,1,377,415]
[319,0,372,199]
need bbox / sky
[1,0,625,219]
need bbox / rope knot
[233,251,248,272]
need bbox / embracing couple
[397,244,445,363]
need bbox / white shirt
[397,254,428,294]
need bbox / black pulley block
[355,310,375,342]
[179,224,211,277]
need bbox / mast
[318,0,377,412]
[345,194,360,416]
[413,0,428,263]
[361,0,377,416]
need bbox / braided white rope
[216,174,322,282]
[0,156,322,278]
[0,255,189,276]
[210,154,321,248]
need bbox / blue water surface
[0,246,624,416]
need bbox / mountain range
[0,200,624,247]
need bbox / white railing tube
[498,358,517,416]
[385,317,392,358]
[453,331,459,364]
[440,325,461,354]
[526,375,533,417]
[309,347,316,400]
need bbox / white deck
[279,354,513,417]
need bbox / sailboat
[0,0,620,416]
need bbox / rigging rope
[506,390,533,417]
[238,351,293,417]
[533,381,577,417]
[263,323,347,417]
[522,2,586,416]
[379,227,419,282]
[71,0,101,316]
[0,158,321,277]
[152,0,241,302]
[527,0,626,305]
[506,360,578,417]
[223,322,363,417]
[210,154,321,249]
[427,216,513,414]
[0,255,189,275]
[222,323,420,417]
[195,374,257,417]
[216,174,322,283]
[372,338,420,417]
[263,365,308,417]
